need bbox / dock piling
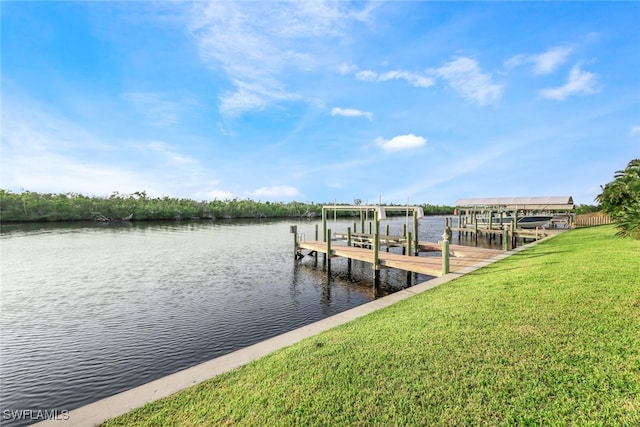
[442,232,450,275]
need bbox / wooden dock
[297,239,503,277]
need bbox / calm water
[0,216,455,425]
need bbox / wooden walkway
[297,240,503,277]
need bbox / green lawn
[104,225,640,426]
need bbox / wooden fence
[573,212,614,227]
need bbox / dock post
[502,225,509,251]
[402,224,408,255]
[315,224,319,241]
[413,211,419,256]
[290,225,298,259]
[353,222,357,233]
[373,210,380,282]
[326,228,332,272]
[385,224,390,252]
[444,218,452,241]
[322,208,327,242]
[407,232,413,257]
[347,226,352,246]
[442,232,450,275]
[473,215,478,241]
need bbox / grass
[103,225,640,426]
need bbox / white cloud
[355,70,378,81]
[355,69,434,88]
[375,134,426,152]
[252,185,301,198]
[188,2,372,118]
[431,57,502,106]
[539,64,599,100]
[331,107,373,121]
[630,126,640,136]
[505,46,573,74]
[337,62,358,75]
[193,188,234,201]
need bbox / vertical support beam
[353,222,357,234]
[413,211,419,256]
[373,210,380,279]
[291,225,298,259]
[326,228,332,272]
[402,224,408,255]
[473,213,478,239]
[322,208,327,242]
[385,224,390,252]
[315,223,319,241]
[368,221,372,235]
[444,217,452,241]
[407,232,413,257]
[347,227,352,247]
[442,237,450,275]
[360,210,365,234]
[502,225,509,251]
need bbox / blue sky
[1,1,639,206]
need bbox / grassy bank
[104,226,639,426]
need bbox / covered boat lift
[453,196,574,239]
[455,196,574,212]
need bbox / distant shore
[0,189,454,223]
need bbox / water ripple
[0,218,454,426]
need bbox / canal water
[0,216,460,425]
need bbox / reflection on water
[0,216,474,425]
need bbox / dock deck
[297,240,503,277]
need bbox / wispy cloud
[375,134,426,152]
[355,69,434,88]
[337,62,358,75]
[430,57,503,106]
[122,92,197,127]
[539,64,599,100]
[188,2,372,118]
[505,46,573,74]
[331,107,373,121]
[0,97,225,199]
[630,126,640,136]
[142,141,199,166]
[252,185,301,198]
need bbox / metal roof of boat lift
[454,196,574,211]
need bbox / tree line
[0,190,456,223]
